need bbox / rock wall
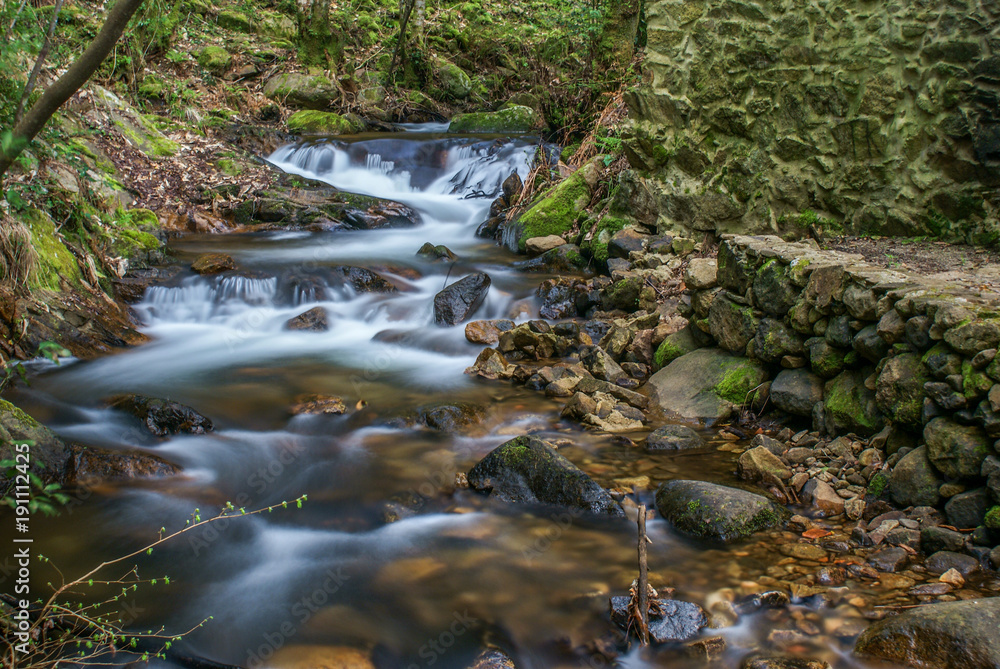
[658,234,1000,529]
[623,0,1000,242]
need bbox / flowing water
[6,128,892,668]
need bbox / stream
[7,128,886,669]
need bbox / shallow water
[3,132,913,669]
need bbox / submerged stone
[654,479,786,542]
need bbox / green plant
[3,495,308,668]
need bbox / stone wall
[656,234,1000,529]
[623,0,1000,242]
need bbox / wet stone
[925,551,981,576]
[867,546,909,572]
[645,424,704,451]
[285,306,329,331]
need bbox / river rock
[645,424,704,451]
[285,306,329,331]
[742,656,830,669]
[925,551,981,576]
[416,242,457,261]
[580,346,627,383]
[108,394,214,436]
[525,235,566,256]
[262,72,340,109]
[867,546,909,573]
[191,253,235,274]
[945,488,991,529]
[467,435,625,517]
[770,369,824,417]
[448,105,539,132]
[0,400,72,483]
[647,348,768,427]
[921,526,967,554]
[608,229,647,259]
[823,369,884,436]
[889,446,943,507]
[266,644,375,669]
[69,445,178,484]
[855,598,1000,669]
[685,258,718,290]
[876,353,928,428]
[434,272,491,326]
[289,394,347,415]
[465,319,515,345]
[330,266,398,294]
[609,595,708,643]
[738,446,792,486]
[466,649,516,669]
[801,479,846,515]
[416,402,486,433]
[654,480,786,542]
[924,418,993,480]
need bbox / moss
[585,215,627,265]
[986,506,1000,530]
[197,46,232,73]
[287,110,365,135]
[114,119,179,158]
[217,158,243,176]
[962,359,992,400]
[714,362,761,404]
[22,208,84,291]
[217,9,252,32]
[868,472,888,497]
[654,338,685,368]
[516,170,591,252]
[448,106,538,133]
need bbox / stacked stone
[674,235,1000,544]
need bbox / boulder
[645,424,705,451]
[433,58,473,100]
[752,260,800,316]
[654,480,786,542]
[108,395,214,437]
[0,400,72,483]
[433,273,491,326]
[945,488,991,529]
[69,445,178,484]
[197,46,231,73]
[708,294,759,352]
[285,306,329,331]
[876,353,928,428]
[743,657,830,669]
[925,551,981,577]
[647,348,768,427]
[416,402,486,433]
[738,446,792,486]
[191,253,235,274]
[924,417,993,480]
[466,649,516,669]
[508,163,598,252]
[465,319,515,345]
[607,229,647,259]
[287,110,365,135]
[855,598,1000,669]
[770,369,824,417]
[609,595,708,643]
[448,105,539,133]
[262,72,339,109]
[330,266,397,293]
[823,369,884,436]
[515,245,589,274]
[416,243,457,261]
[580,346,627,384]
[685,258,718,290]
[889,446,943,507]
[801,479,846,515]
[525,235,566,256]
[467,435,625,517]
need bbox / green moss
[654,338,685,367]
[448,106,538,133]
[217,9,252,32]
[197,46,232,73]
[286,110,364,135]
[217,158,243,176]
[115,118,179,158]
[714,362,761,404]
[22,209,84,291]
[986,506,1000,530]
[516,170,591,252]
[584,215,626,265]
[106,208,162,258]
[868,472,888,497]
[962,359,992,400]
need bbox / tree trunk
[15,0,66,124]
[414,0,424,37]
[297,0,336,67]
[0,0,147,180]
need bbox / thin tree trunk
[15,0,66,124]
[637,503,650,645]
[0,0,146,180]
[387,0,416,82]
[3,0,30,41]
[414,0,424,37]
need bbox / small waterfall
[215,276,277,305]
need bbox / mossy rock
[582,215,627,266]
[22,208,85,291]
[263,72,339,110]
[655,479,787,543]
[114,115,178,158]
[256,11,296,40]
[448,106,539,133]
[824,369,884,437]
[197,46,232,74]
[654,326,702,369]
[467,435,625,517]
[432,57,473,100]
[0,399,72,484]
[513,168,593,252]
[217,9,251,32]
[287,110,365,135]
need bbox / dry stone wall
[623,0,1000,241]
[661,234,1000,528]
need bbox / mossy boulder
[655,480,787,543]
[855,598,1000,669]
[448,106,539,133]
[875,352,928,428]
[511,163,598,252]
[467,435,625,517]
[22,208,85,291]
[217,9,251,32]
[708,294,759,353]
[0,399,72,484]
[823,369,884,436]
[654,326,701,369]
[287,110,365,135]
[647,348,768,427]
[889,446,943,507]
[109,394,214,437]
[256,11,296,40]
[197,46,232,74]
[924,417,993,480]
[263,72,340,110]
[432,58,473,100]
